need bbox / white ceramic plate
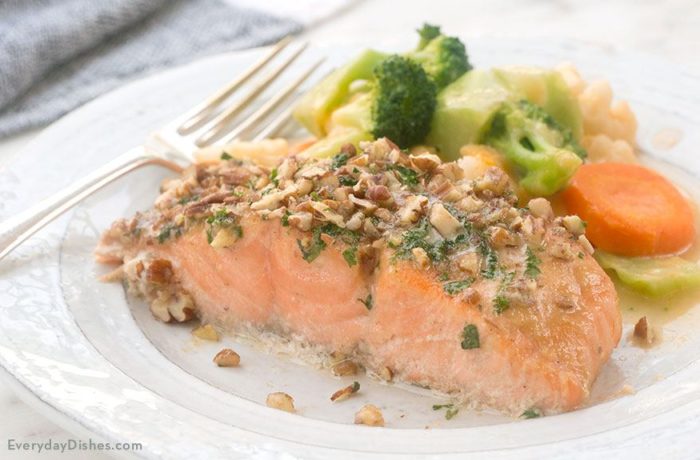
[1,39,700,459]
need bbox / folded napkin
[0,0,347,138]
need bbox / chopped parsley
[297,231,326,262]
[479,238,499,279]
[297,224,359,263]
[310,191,321,201]
[493,271,515,314]
[358,293,373,310]
[157,224,178,244]
[524,246,541,278]
[493,294,510,314]
[443,278,473,295]
[460,324,480,349]
[269,168,279,187]
[338,175,358,186]
[391,164,419,187]
[521,408,541,419]
[577,251,585,259]
[206,209,234,226]
[331,152,350,170]
[396,219,448,262]
[342,246,358,267]
[220,152,232,160]
[281,211,290,227]
[177,195,198,205]
[432,403,459,420]
[205,209,240,245]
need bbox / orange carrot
[561,163,695,257]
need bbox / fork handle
[0,146,180,261]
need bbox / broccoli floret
[293,49,387,137]
[516,99,586,159]
[407,24,472,88]
[371,55,437,146]
[484,100,585,196]
[299,55,437,155]
[416,23,441,49]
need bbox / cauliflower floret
[556,63,638,163]
[582,134,636,164]
[579,80,637,145]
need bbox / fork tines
[176,37,324,148]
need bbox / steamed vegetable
[595,251,700,297]
[426,66,583,162]
[482,100,584,196]
[293,24,470,156]
[426,69,511,160]
[298,56,437,157]
[406,24,472,88]
[293,49,387,138]
[491,67,583,141]
[562,163,696,256]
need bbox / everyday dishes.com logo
[6,438,142,454]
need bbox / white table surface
[1,0,698,458]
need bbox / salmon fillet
[96,138,621,415]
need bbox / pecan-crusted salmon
[96,138,621,415]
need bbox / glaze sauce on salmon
[96,138,621,415]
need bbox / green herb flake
[297,234,326,263]
[460,323,480,349]
[358,293,373,310]
[269,168,279,187]
[220,152,232,160]
[479,239,499,279]
[521,408,541,419]
[577,251,585,259]
[392,164,419,187]
[432,403,459,420]
[178,195,198,205]
[342,246,358,267]
[339,175,358,186]
[493,294,510,314]
[310,191,321,201]
[432,403,452,410]
[157,224,175,244]
[206,209,233,226]
[331,152,350,170]
[281,211,290,227]
[524,246,541,278]
[445,406,459,420]
[443,278,473,295]
[396,219,448,262]
[297,224,359,263]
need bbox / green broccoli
[297,55,437,157]
[484,100,584,196]
[371,55,437,145]
[416,23,441,49]
[293,49,387,138]
[407,24,472,88]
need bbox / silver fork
[0,37,324,261]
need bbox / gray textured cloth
[0,0,302,137]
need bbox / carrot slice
[561,163,695,256]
